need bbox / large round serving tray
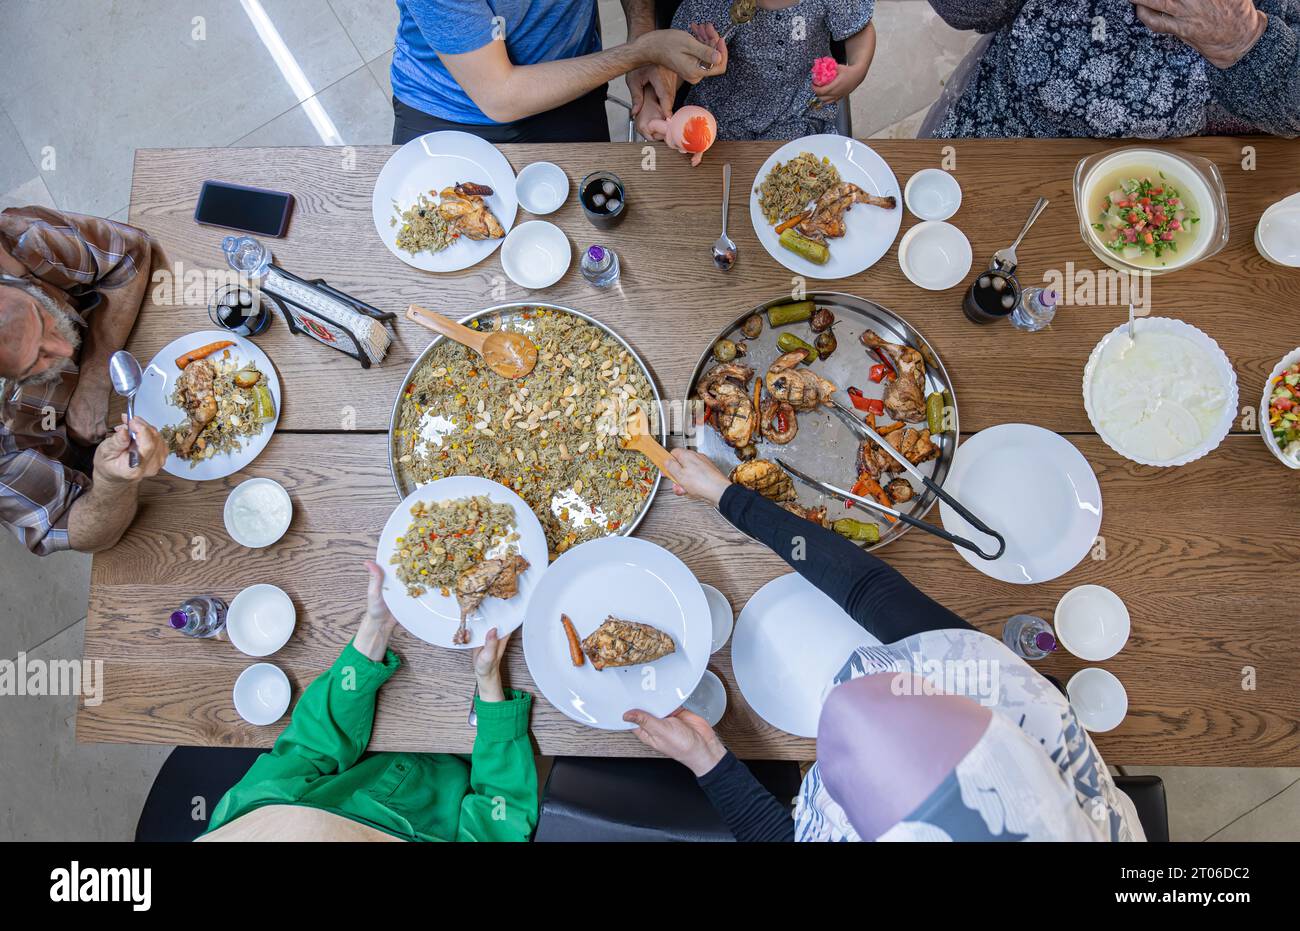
[389,302,666,547]
[686,292,958,551]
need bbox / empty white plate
[898,221,972,290]
[233,663,292,726]
[683,670,727,727]
[904,168,962,221]
[1054,584,1130,661]
[227,583,296,657]
[939,424,1102,585]
[733,573,879,738]
[1067,667,1128,732]
[1256,206,1300,266]
[500,220,571,289]
[700,583,734,653]
[516,161,569,215]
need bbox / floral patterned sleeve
[1209,1,1300,138]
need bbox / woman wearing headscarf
[920,0,1300,138]
[624,449,1143,842]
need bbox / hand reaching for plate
[473,627,509,703]
[662,448,731,507]
[624,707,726,777]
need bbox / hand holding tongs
[778,401,1006,561]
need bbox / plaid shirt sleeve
[0,205,154,297]
[0,433,90,555]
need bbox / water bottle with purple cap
[170,596,227,638]
[1010,286,1058,332]
[1002,614,1057,660]
[580,245,620,288]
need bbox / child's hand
[688,22,728,78]
[472,627,510,703]
[813,61,867,106]
[635,92,670,141]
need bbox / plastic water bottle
[580,245,620,288]
[1002,614,1057,660]
[170,596,228,638]
[1010,287,1058,332]
[221,235,272,280]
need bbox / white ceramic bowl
[500,220,571,289]
[700,583,734,654]
[1082,316,1238,467]
[1256,206,1300,267]
[904,168,962,221]
[223,478,293,548]
[683,669,727,727]
[233,662,292,726]
[1260,346,1300,470]
[227,583,296,657]
[515,161,569,215]
[1054,584,1130,661]
[898,221,972,291]
[1067,668,1128,733]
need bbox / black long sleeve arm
[696,751,795,842]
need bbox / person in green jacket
[202,560,538,842]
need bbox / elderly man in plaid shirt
[0,206,168,556]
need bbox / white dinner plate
[134,330,282,481]
[522,536,711,730]
[749,134,902,280]
[732,573,880,738]
[376,476,547,649]
[939,424,1102,585]
[372,130,518,273]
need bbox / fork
[991,197,1050,274]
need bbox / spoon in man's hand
[108,350,142,468]
[406,304,538,379]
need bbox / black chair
[135,746,266,842]
[1113,775,1170,843]
[535,756,802,842]
[651,0,853,137]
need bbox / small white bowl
[700,583,734,654]
[1082,316,1238,468]
[1067,668,1128,733]
[683,669,727,727]
[898,221,972,291]
[233,662,292,726]
[223,478,292,549]
[1256,206,1300,267]
[227,583,296,657]
[500,220,571,289]
[1054,584,1130,661]
[1260,347,1300,470]
[904,168,962,221]
[515,161,569,215]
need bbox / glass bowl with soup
[1074,147,1229,275]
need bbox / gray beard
[10,280,83,389]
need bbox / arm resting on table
[697,751,795,843]
[457,690,538,842]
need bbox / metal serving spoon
[712,163,737,271]
[406,304,538,379]
[108,350,142,468]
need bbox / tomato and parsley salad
[1094,175,1198,263]
[1268,361,1300,461]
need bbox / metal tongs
[777,400,1007,561]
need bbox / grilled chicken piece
[860,330,927,423]
[698,363,756,448]
[885,478,915,503]
[760,398,798,444]
[781,501,828,527]
[889,427,939,466]
[796,182,898,243]
[437,183,505,240]
[765,351,836,411]
[731,458,795,502]
[581,616,675,670]
[175,359,218,457]
[453,554,530,644]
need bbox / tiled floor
[2,0,1297,842]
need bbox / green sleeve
[206,640,400,832]
[456,689,538,842]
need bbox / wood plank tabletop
[80,139,1300,765]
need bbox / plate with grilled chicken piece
[523,536,712,729]
[750,134,902,279]
[372,130,518,273]
[376,476,547,649]
[688,292,958,552]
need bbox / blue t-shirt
[392,0,602,125]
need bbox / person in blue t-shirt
[391,0,725,144]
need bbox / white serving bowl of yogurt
[1082,316,1237,468]
[224,477,293,548]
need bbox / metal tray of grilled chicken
[686,292,957,551]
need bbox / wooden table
[79,139,1300,765]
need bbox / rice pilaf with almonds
[391,495,519,598]
[756,152,842,226]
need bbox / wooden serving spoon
[406,303,538,379]
[621,407,674,473]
